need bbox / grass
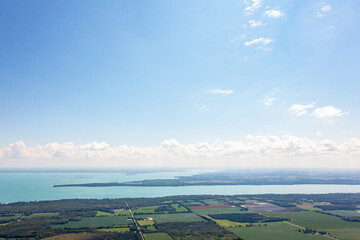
[138,220,155,226]
[52,216,133,229]
[325,210,360,217]
[144,232,172,240]
[205,215,249,227]
[97,227,130,232]
[24,212,59,218]
[0,214,22,221]
[191,207,248,215]
[202,199,224,206]
[296,204,322,211]
[133,205,162,214]
[264,211,360,240]
[170,203,188,212]
[96,209,130,217]
[145,225,157,231]
[137,213,204,224]
[42,233,96,240]
[228,222,328,240]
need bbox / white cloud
[312,106,346,118]
[249,20,264,28]
[289,103,315,117]
[262,96,277,106]
[1,136,360,168]
[210,89,234,95]
[244,0,263,14]
[317,4,331,17]
[265,9,284,18]
[244,37,274,46]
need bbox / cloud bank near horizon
[1,136,359,169]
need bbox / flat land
[137,213,204,224]
[228,222,328,240]
[138,220,155,226]
[192,207,248,215]
[144,232,172,240]
[97,227,130,232]
[264,211,360,240]
[52,216,132,229]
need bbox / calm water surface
[1,172,360,203]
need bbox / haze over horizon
[1,0,360,168]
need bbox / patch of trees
[209,213,288,223]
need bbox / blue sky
[1,0,360,168]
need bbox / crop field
[192,207,248,215]
[0,214,22,221]
[24,212,59,218]
[96,227,130,232]
[205,215,249,227]
[43,233,97,240]
[96,209,130,217]
[138,220,155,226]
[52,216,133,229]
[188,205,233,210]
[264,211,360,240]
[132,205,161,214]
[325,210,360,217]
[202,199,224,206]
[296,204,322,211]
[170,203,188,212]
[137,213,204,224]
[144,232,172,240]
[228,222,328,240]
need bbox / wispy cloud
[265,9,284,18]
[230,34,246,43]
[262,96,277,106]
[249,20,264,28]
[210,89,234,95]
[312,106,346,118]
[244,0,263,14]
[244,37,274,46]
[316,4,331,17]
[193,102,210,112]
[289,103,315,117]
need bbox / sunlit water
[1,172,360,203]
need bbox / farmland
[228,222,329,240]
[0,193,359,239]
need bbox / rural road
[126,200,145,240]
[283,221,338,240]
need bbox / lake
[1,171,360,203]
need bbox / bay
[1,171,360,204]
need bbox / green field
[202,199,224,206]
[228,222,329,240]
[133,205,161,214]
[24,212,59,218]
[0,214,22,221]
[138,220,155,226]
[144,232,172,240]
[96,209,130,216]
[171,203,188,212]
[192,207,248,215]
[97,227,130,232]
[52,216,133,229]
[325,210,360,217]
[138,213,204,224]
[264,211,360,240]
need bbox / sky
[1,0,360,168]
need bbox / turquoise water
[1,172,360,203]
